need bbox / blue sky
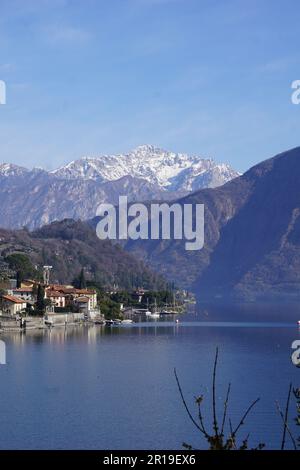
[0,0,300,172]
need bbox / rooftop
[1,295,27,304]
[13,287,33,292]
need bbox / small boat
[160,309,177,315]
[160,310,168,315]
[298,320,300,325]
[145,310,153,316]
[160,294,180,315]
[148,312,160,318]
[145,299,160,318]
[105,319,122,326]
[121,319,133,324]
[145,299,152,316]
[94,319,105,325]
[44,319,54,327]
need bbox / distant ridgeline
[0,145,239,230]
[0,219,166,290]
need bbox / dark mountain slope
[196,147,300,300]
[125,147,300,300]
[0,219,165,289]
[124,170,253,287]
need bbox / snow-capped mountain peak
[0,145,240,229]
[51,145,240,191]
[0,163,28,177]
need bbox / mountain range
[0,145,239,229]
[3,143,300,301]
[123,146,300,301]
[51,144,239,191]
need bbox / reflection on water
[0,304,299,450]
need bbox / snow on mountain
[0,163,28,177]
[0,146,240,229]
[51,145,240,190]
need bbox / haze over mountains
[0,145,239,229]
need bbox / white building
[46,291,66,308]
[11,287,34,301]
[0,295,27,316]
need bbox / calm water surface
[0,303,299,450]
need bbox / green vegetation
[16,270,23,288]
[35,285,46,316]
[78,268,86,289]
[73,268,87,289]
[99,289,183,319]
[98,294,121,319]
[4,253,40,280]
[140,290,175,308]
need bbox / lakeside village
[0,265,195,332]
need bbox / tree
[77,268,86,289]
[98,296,121,319]
[5,253,39,281]
[35,284,46,315]
[16,270,23,288]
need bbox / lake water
[0,303,299,450]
